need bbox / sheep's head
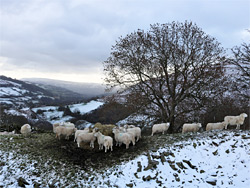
[222,122,227,127]
[241,113,248,118]
[198,123,202,128]
[112,128,119,133]
[94,131,101,137]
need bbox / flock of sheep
[52,123,142,152]
[18,113,248,153]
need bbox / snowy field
[69,100,103,114]
[0,130,249,187]
[32,100,103,123]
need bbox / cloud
[0,0,249,82]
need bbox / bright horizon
[1,0,249,83]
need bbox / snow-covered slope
[31,100,104,124]
[0,75,55,107]
[0,130,249,187]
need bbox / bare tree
[103,21,225,132]
[230,41,250,99]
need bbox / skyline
[0,0,249,83]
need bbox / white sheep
[62,122,75,128]
[116,127,135,145]
[224,113,248,129]
[124,124,135,128]
[94,131,113,152]
[55,126,77,140]
[126,127,141,142]
[182,123,202,134]
[112,128,133,149]
[76,129,96,148]
[74,128,89,142]
[206,122,226,131]
[0,130,16,135]
[20,124,32,136]
[151,123,170,136]
[53,123,60,133]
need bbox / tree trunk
[168,105,176,133]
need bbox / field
[0,129,250,187]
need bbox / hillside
[0,75,55,108]
[22,78,111,99]
[0,130,249,187]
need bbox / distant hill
[0,76,87,108]
[22,78,111,99]
[0,75,56,108]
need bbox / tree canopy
[104,21,226,132]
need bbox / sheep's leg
[77,142,80,148]
[162,131,164,135]
[225,124,228,129]
[126,143,129,149]
[236,124,240,129]
[151,132,154,136]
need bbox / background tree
[104,21,226,132]
[229,41,250,99]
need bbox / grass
[1,129,249,187]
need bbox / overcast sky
[0,0,249,83]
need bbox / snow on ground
[92,131,250,188]
[0,87,23,97]
[0,98,13,104]
[50,116,73,124]
[0,130,249,187]
[4,109,28,117]
[32,106,58,113]
[117,113,155,127]
[69,100,103,114]
[31,100,103,123]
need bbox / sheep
[76,129,96,148]
[224,113,248,129]
[126,132,136,146]
[55,126,77,140]
[74,127,89,142]
[53,123,60,133]
[0,130,16,135]
[20,124,32,136]
[125,127,141,142]
[151,123,170,136]
[112,128,133,149]
[182,123,202,134]
[62,122,75,128]
[94,131,113,152]
[124,124,135,128]
[206,122,227,131]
